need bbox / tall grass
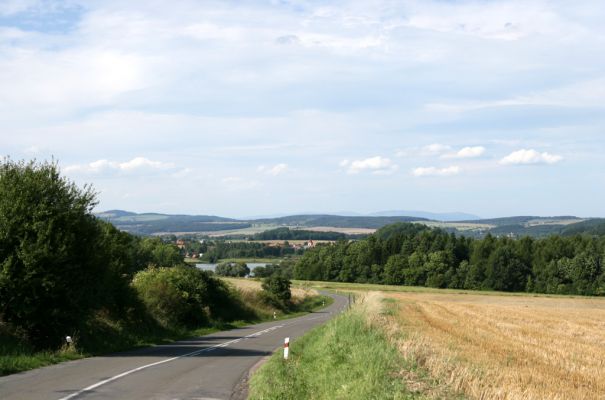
[249,293,421,400]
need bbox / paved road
[0,292,348,400]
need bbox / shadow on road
[105,345,272,358]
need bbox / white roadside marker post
[283,337,290,360]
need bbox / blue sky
[1,0,604,218]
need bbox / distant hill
[370,210,481,221]
[561,219,605,236]
[250,214,427,229]
[95,211,428,235]
[450,216,590,238]
[95,210,603,238]
[455,216,581,226]
[96,211,249,235]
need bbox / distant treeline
[294,223,605,296]
[201,241,302,262]
[253,227,349,241]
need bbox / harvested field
[383,292,605,400]
[303,226,376,235]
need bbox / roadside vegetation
[0,159,324,376]
[249,292,458,400]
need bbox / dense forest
[294,223,605,295]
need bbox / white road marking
[56,325,284,400]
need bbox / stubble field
[382,291,605,399]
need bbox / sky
[1,0,604,218]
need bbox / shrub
[132,266,252,327]
[261,276,292,309]
[215,262,250,277]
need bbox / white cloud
[64,157,175,174]
[257,163,288,176]
[444,146,486,159]
[422,143,451,156]
[412,166,461,177]
[117,157,172,171]
[499,149,563,165]
[343,156,398,175]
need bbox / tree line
[294,223,605,295]
[200,240,302,262]
[253,227,348,241]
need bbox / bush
[132,265,251,328]
[215,262,250,277]
[261,276,292,309]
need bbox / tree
[484,245,529,292]
[0,159,104,347]
[261,275,291,309]
[384,254,407,285]
[215,262,249,277]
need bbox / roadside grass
[249,293,456,400]
[0,330,82,376]
[0,285,328,376]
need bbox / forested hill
[95,210,604,238]
[95,211,428,235]
[294,222,605,296]
[249,214,427,228]
[96,210,251,235]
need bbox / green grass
[0,332,83,376]
[249,308,417,400]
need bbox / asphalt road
[0,292,348,400]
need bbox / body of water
[196,263,269,273]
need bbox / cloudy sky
[1,0,604,218]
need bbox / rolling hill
[95,210,603,238]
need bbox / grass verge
[249,294,420,400]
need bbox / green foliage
[215,261,250,277]
[140,237,184,267]
[201,240,299,262]
[253,227,348,241]
[293,222,605,296]
[253,261,294,279]
[261,275,292,309]
[132,266,247,327]
[0,159,104,348]
[248,309,413,400]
